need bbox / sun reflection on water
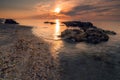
[54,19,61,40]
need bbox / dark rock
[50,22,56,25]
[61,29,86,42]
[61,21,116,44]
[5,19,19,24]
[62,21,95,31]
[103,30,116,35]
[0,18,5,24]
[86,28,109,44]
[61,28,109,44]
[92,55,102,61]
[44,21,56,25]
[44,21,49,24]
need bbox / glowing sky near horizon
[0,0,120,21]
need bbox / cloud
[20,0,120,21]
[58,0,120,20]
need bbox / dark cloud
[61,5,96,16]
[60,0,120,20]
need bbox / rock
[61,29,86,42]
[5,19,19,24]
[86,28,109,44]
[50,22,56,25]
[75,32,87,42]
[103,30,116,35]
[61,28,109,44]
[61,21,116,44]
[44,21,56,25]
[44,21,49,24]
[62,21,95,31]
[0,18,5,24]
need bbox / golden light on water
[54,19,60,40]
[54,8,61,13]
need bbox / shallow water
[18,19,120,80]
[18,19,120,55]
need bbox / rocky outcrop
[85,28,109,44]
[61,29,86,42]
[44,21,56,25]
[0,18,5,24]
[61,21,116,44]
[5,19,19,24]
[62,21,95,31]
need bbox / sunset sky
[0,0,120,21]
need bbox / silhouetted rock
[5,19,19,24]
[44,21,49,24]
[44,21,56,25]
[62,21,95,31]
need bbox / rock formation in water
[5,19,19,24]
[44,21,56,25]
[61,21,116,44]
[0,18,19,24]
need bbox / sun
[54,8,61,13]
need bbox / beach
[0,24,60,80]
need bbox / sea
[17,19,120,57]
[17,19,120,79]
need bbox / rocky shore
[0,23,60,80]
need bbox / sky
[0,0,120,21]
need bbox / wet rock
[61,28,109,44]
[103,30,116,35]
[86,28,109,44]
[62,21,95,31]
[61,29,86,42]
[61,21,116,44]
[0,18,5,24]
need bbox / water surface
[18,19,120,55]
[18,19,120,80]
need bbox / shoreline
[0,24,60,80]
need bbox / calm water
[18,19,120,57]
[17,19,120,80]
